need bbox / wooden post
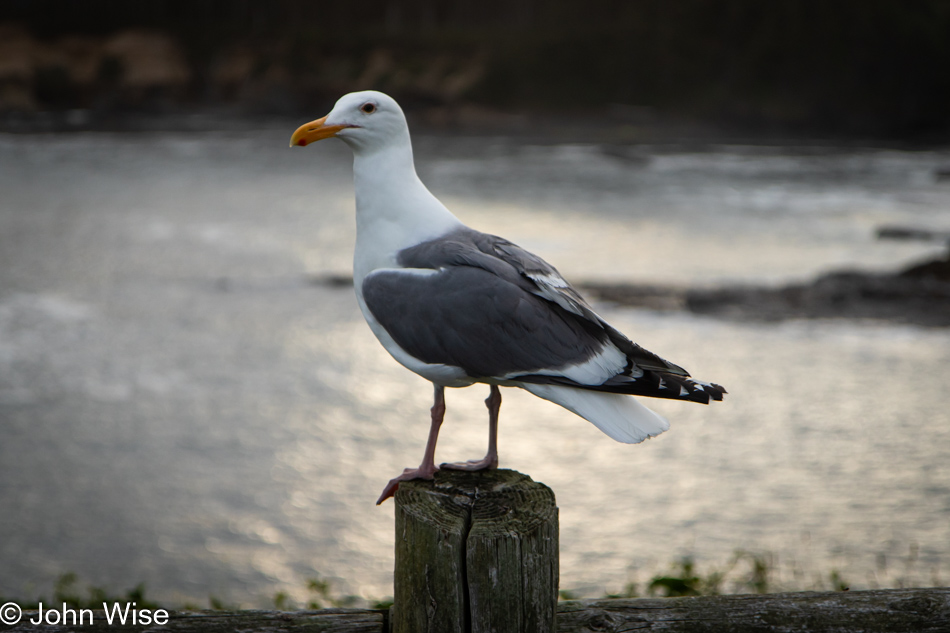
[393,469,559,633]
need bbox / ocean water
[1,129,949,606]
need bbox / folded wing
[362,227,725,404]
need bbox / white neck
[350,141,462,282]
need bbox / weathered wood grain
[556,588,950,632]
[4,608,385,632]
[393,471,471,633]
[393,468,559,633]
[7,589,950,632]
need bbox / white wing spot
[530,273,570,289]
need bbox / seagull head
[290,90,410,154]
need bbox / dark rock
[581,256,950,328]
[900,254,950,282]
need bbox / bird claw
[376,465,439,505]
[440,456,498,472]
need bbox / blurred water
[1,129,949,606]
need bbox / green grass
[2,572,161,611]
[563,550,854,600]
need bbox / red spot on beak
[297,139,308,146]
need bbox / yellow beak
[289,115,349,147]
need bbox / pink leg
[442,385,500,472]
[376,384,446,505]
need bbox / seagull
[291,91,725,504]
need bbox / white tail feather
[521,384,670,444]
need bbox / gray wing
[361,265,610,379]
[396,227,690,377]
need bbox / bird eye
[361,103,377,114]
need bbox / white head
[290,90,410,155]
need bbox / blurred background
[1,0,949,609]
[2,0,950,137]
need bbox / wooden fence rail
[5,589,950,632]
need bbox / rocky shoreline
[581,252,950,328]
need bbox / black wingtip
[710,383,727,400]
[690,381,726,404]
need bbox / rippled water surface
[1,130,949,605]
